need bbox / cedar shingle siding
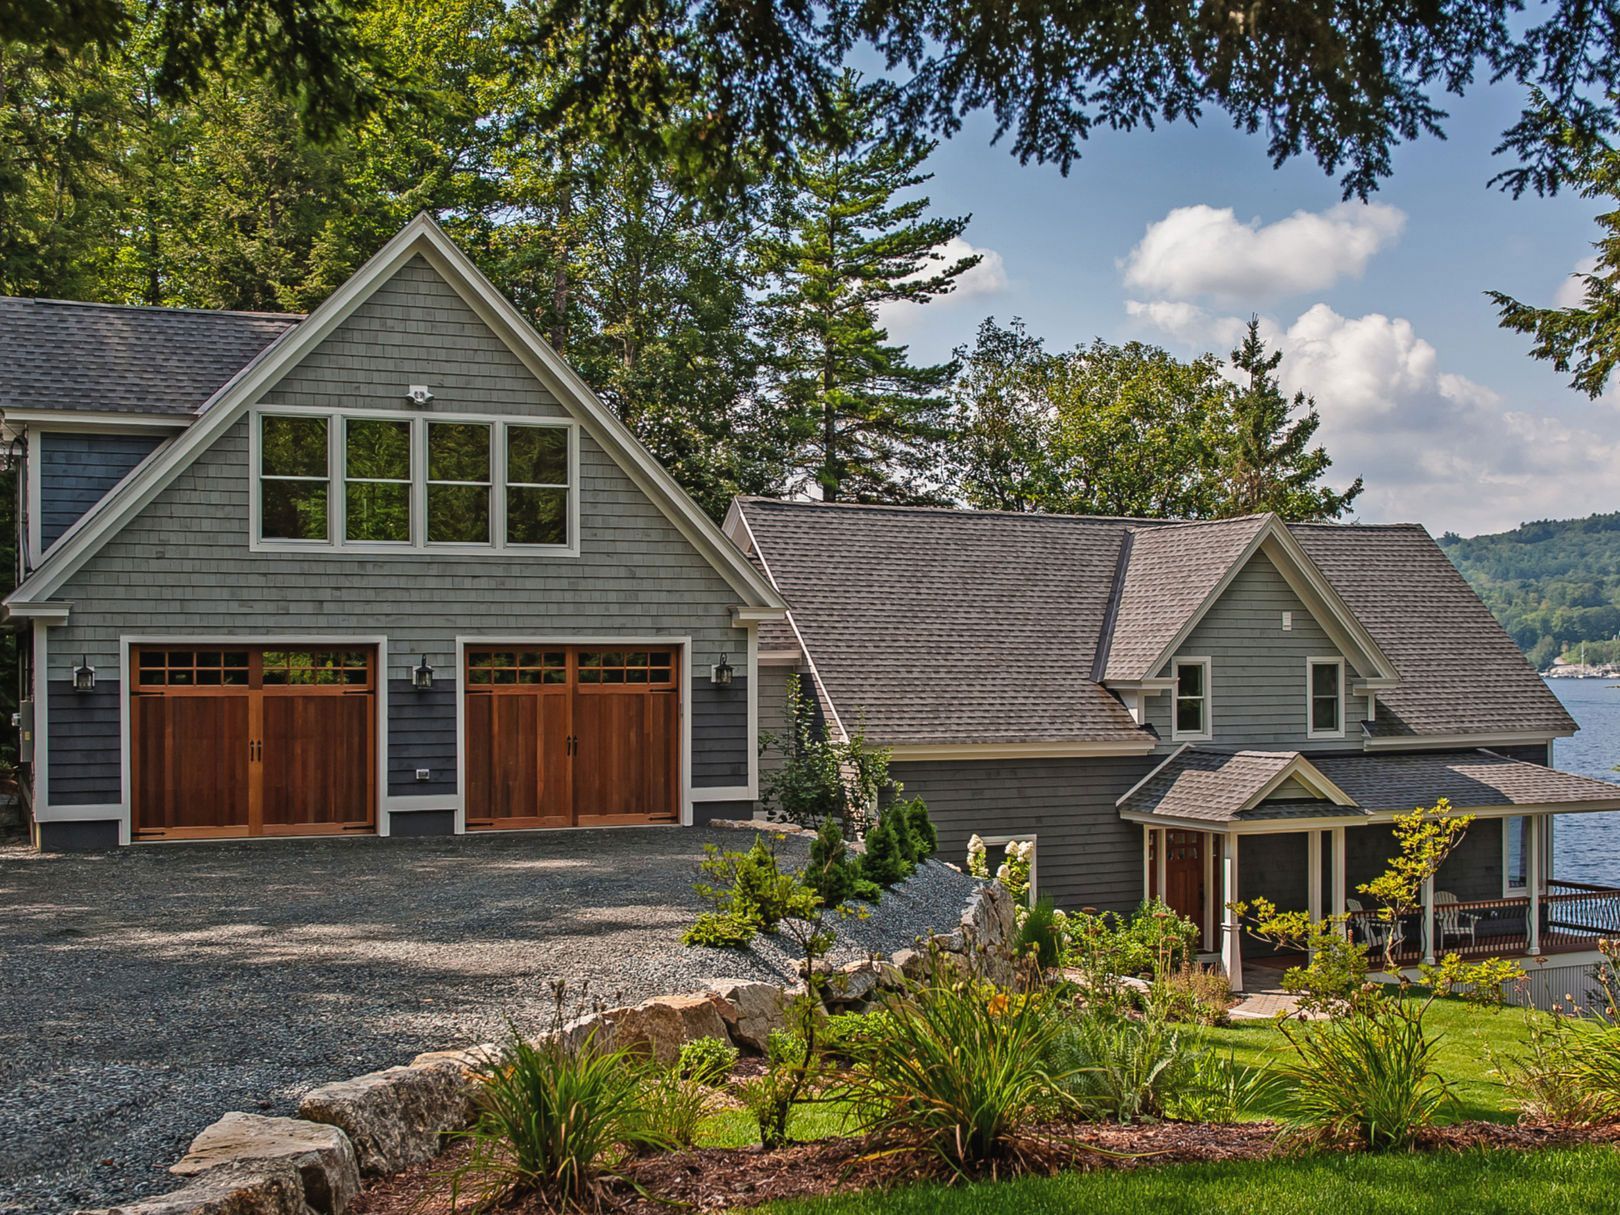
[41,255,753,816]
[38,431,166,549]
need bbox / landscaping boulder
[76,1163,309,1215]
[707,979,789,1054]
[961,881,1016,951]
[170,1113,358,1215]
[821,958,903,1010]
[296,1062,475,1178]
[409,1044,498,1074]
[601,991,731,1063]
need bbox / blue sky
[877,80,1613,537]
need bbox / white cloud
[1554,255,1598,308]
[1123,299,1249,351]
[878,238,1009,351]
[1121,202,1406,304]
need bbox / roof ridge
[739,497,1301,529]
[2,296,305,321]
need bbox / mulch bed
[349,1121,1620,1215]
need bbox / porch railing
[1348,882,1620,965]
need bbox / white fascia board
[1363,731,1566,751]
[1247,755,1358,809]
[1114,743,1192,807]
[7,213,785,614]
[1103,677,1176,693]
[1,409,192,430]
[1259,527,1401,683]
[3,603,70,624]
[731,606,788,624]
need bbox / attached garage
[463,646,681,830]
[130,646,378,840]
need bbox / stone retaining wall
[80,880,1014,1215]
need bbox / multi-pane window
[1308,659,1344,736]
[345,419,412,543]
[261,649,371,686]
[259,416,330,541]
[257,413,573,551]
[506,424,570,546]
[576,650,675,685]
[136,649,250,687]
[1173,659,1209,738]
[466,650,568,685]
[427,422,492,544]
[1505,816,1531,893]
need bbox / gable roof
[0,296,299,417]
[1098,515,1270,681]
[733,498,1151,749]
[738,499,1573,749]
[4,215,784,616]
[1292,524,1575,741]
[1120,745,1620,824]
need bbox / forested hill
[1438,514,1620,669]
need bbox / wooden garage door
[464,646,680,829]
[131,646,377,839]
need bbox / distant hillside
[1438,513,1620,669]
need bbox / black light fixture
[411,654,434,690]
[710,654,734,687]
[71,654,96,692]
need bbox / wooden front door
[130,646,377,839]
[1163,830,1205,924]
[463,646,680,829]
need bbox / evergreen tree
[1218,318,1363,521]
[860,816,906,888]
[756,74,980,503]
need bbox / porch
[1123,747,1620,992]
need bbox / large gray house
[728,498,1620,985]
[3,215,786,849]
[6,214,1620,986]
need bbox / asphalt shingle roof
[1119,747,1620,823]
[1291,524,1576,740]
[736,498,1146,745]
[739,500,1576,749]
[1100,515,1270,681]
[0,297,300,416]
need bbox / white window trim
[1305,656,1346,740]
[249,405,580,558]
[978,833,1037,904]
[1503,815,1530,896]
[1170,656,1212,742]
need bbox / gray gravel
[0,827,976,1214]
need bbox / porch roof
[1118,746,1620,827]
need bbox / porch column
[1331,827,1347,933]
[1203,831,1217,951]
[1527,813,1542,956]
[1155,828,1168,905]
[1307,829,1323,960]
[1421,874,1436,966]
[1222,831,1243,993]
[1141,826,1152,902]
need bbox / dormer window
[1172,658,1211,740]
[1308,657,1345,738]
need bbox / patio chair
[1434,890,1479,947]
[1346,897,1404,956]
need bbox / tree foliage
[514,0,1620,200]
[755,74,978,503]
[950,318,1361,521]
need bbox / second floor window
[1173,658,1210,739]
[1308,658,1344,736]
[256,411,576,553]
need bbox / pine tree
[757,74,981,503]
[860,816,906,888]
[1220,318,1363,521]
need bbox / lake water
[1550,677,1620,886]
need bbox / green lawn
[757,1147,1620,1215]
[1200,994,1535,1122]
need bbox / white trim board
[6,213,784,614]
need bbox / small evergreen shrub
[677,1036,740,1086]
[806,817,857,907]
[685,834,805,946]
[898,796,937,857]
[889,805,920,866]
[860,816,907,887]
[683,911,758,948]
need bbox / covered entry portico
[1122,747,1620,991]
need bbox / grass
[756,1147,1620,1214]
[1201,995,1534,1122]
[695,1099,855,1148]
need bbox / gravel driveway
[0,826,977,1214]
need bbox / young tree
[1218,318,1363,521]
[947,317,1057,512]
[756,74,980,503]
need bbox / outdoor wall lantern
[710,654,735,687]
[411,655,435,690]
[71,655,96,692]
